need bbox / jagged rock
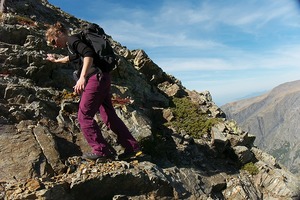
[232,146,253,164]
[166,83,181,97]
[211,126,229,153]
[3,161,176,200]
[254,160,300,199]
[0,24,30,45]
[162,108,174,122]
[33,124,66,174]
[132,49,165,85]
[127,110,152,140]
[226,132,254,147]
[206,173,227,193]
[251,147,278,167]
[0,123,54,181]
[25,178,43,192]
[4,84,28,100]
[188,90,226,118]
[56,99,79,132]
[24,35,35,48]
[223,172,262,200]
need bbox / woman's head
[46,22,69,48]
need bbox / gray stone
[232,146,253,164]
[211,126,229,153]
[33,125,66,174]
[0,124,53,181]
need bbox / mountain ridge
[0,0,299,199]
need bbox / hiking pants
[77,72,139,156]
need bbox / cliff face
[222,80,300,176]
[0,1,299,199]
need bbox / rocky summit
[0,0,299,199]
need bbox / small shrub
[166,97,221,138]
[242,162,259,175]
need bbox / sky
[48,0,300,106]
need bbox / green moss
[242,162,259,175]
[166,97,221,139]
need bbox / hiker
[45,22,141,161]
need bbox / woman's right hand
[46,54,56,62]
[73,77,86,94]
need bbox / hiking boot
[118,150,144,161]
[82,152,110,162]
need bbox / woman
[45,22,141,161]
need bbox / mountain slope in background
[222,80,300,175]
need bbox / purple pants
[78,72,139,156]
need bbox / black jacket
[67,34,97,71]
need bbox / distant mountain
[233,90,269,103]
[222,80,300,175]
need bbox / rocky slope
[222,80,300,176]
[0,0,299,199]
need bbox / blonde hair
[45,22,69,39]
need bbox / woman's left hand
[74,77,86,94]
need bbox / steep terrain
[0,0,299,199]
[222,80,300,175]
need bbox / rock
[251,147,278,167]
[227,131,256,148]
[211,126,229,153]
[201,173,227,194]
[223,172,262,200]
[25,178,43,192]
[33,124,66,174]
[232,146,253,164]
[132,49,165,85]
[158,81,187,98]
[0,124,53,181]
[162,108,174,122]
[254,161,300,199]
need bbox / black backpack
[80,23,117,72]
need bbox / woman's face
[48,32,66,48]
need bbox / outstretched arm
[46,54,69,63]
